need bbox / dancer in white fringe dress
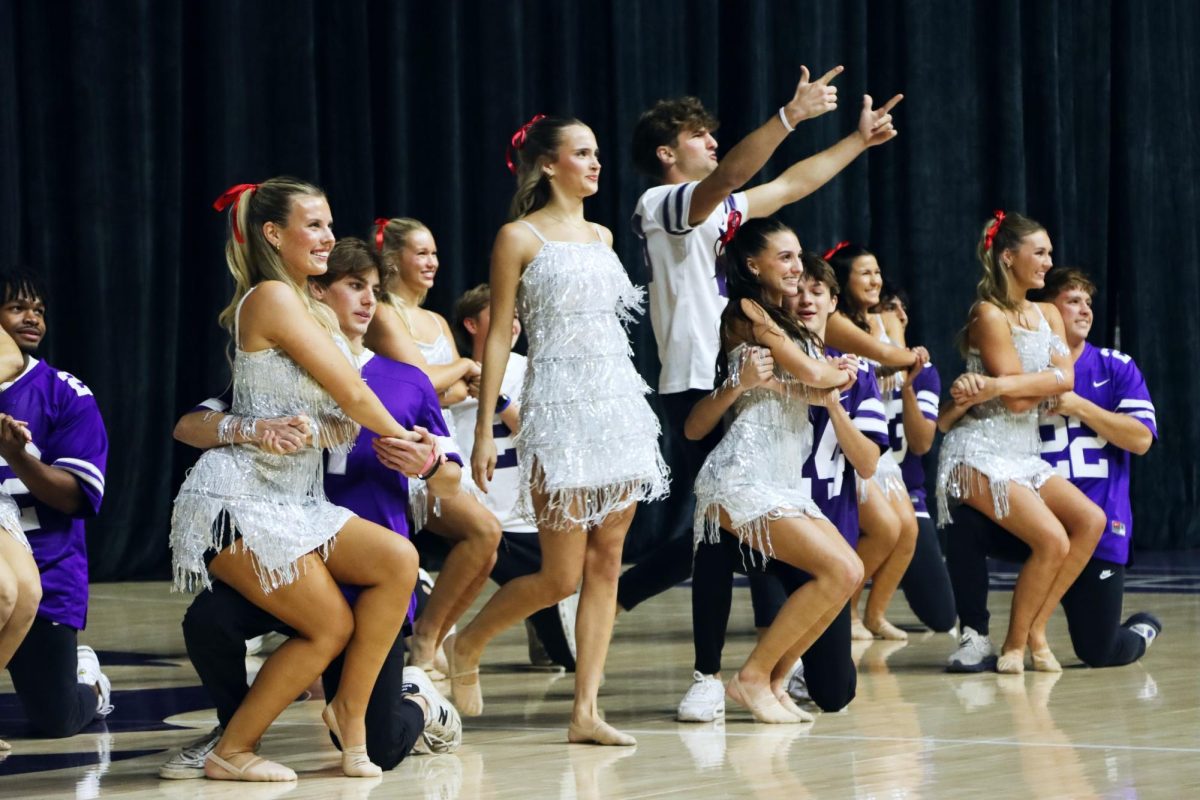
[692,217,862,724]
[936,210,1105,674]
[171,177,430,781]
[450,115,667,745]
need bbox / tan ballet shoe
[726,674,802,724]
[865,618,909,641]
[995,649,1026,675]
[204,751,297,782]
[1030,647,1062,673]
[567,718,637,746]
[773,689,815,723]
[850,619,875,641]
[322,704,382,778]
[444,633,483,717]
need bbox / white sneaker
[158,726,223,779]
[403,666,462,754]
[76,645,114,718]
[558,592,579,661]
[785,658,809,703]
[677,672,725,722]
[946,627,996,673]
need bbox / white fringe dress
[694,343,825,559]
[936,305,1068,525]
[0,491,27,551]
[170,288,360,593]
[513,221,668,528]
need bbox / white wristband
[778,106,795,133]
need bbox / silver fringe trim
[935,463,1053,528]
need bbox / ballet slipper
[850,619,874,641]
[0,738,10,751]
[995,649,1026,675]
[431,637,451,681]
[322,704,382,778]
[1030,648,1062,673]
[443,632,483,717]
[865,618,909,641]
[205,751,297,782]
[726,674,801,724]
[773,689,815,723]
[567,718,637,746]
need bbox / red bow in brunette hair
[714,209,743,256]
[823,240,851,260]
[374,217,389,252]
[984,209,1006,251]
[506,113,547,175]
[213,183,259,244]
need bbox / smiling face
[749,230,804,304]
[394,227,439,294]
[311,267,381,345]
[1002,229,1053,293]
[266,194,335,283]
[845,254,883,312]
[0,288,46,355]
[1052,286,1093,347]
[794,274,838,337]
[546,125,601,198]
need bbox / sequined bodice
[231,340,353,431]
[964,310,1064,422]
[726,344,813,438]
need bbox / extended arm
[0,416,81,514]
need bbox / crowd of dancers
[0,64,1162,783]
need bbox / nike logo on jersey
[1093,379,1110,388]
[1099,569,1115,580]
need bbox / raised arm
[745,94,902,219]
[687,65,843,225]
[819,389,881,478]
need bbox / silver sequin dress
[513,221,668,528]
[0,491,28,551]
[936,305,1068,525]
[694,344,825,557]
[170,288,360,593]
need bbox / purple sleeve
[417,382,462,464]
[1111,354,1158,438]
[44,385,109,517]
[850,366,890,448]
[913,363,941,421]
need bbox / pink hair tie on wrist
[213,183,259,244]
[416,444,438,478]
[506,113,547,174]
[984,209,1006,251]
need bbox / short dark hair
[800,253,839,296]
[878,280,909,312]
[1031,267,1096,302]
[0,268,46,305]
[308,237,387,289]
[631,97,719,177]
[452,283,491,354]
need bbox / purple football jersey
[802,349,889,546]
[885,362,941,517]
[1038,343,1156,564]
[0,359,108,629]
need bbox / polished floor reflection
[2,579,1198,798]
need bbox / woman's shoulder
[241,280,304,313]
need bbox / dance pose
[161,238,463,777]
[171,178,424,780]
[457,114,669,745]
[0,269,112,746]
[946,267,1159,670]
[825,244,928,640]
[624,70,901,721]
[936,211,1105,674]
[368,217,502,677]
[692,217,862,723]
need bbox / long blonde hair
[956,210,1046,354]
[216,176,339,337]
[377,216,432,333]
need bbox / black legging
[6,617,100,738]
[181,582,424,771]
[898,515,957,632]
[945,505,1146,667]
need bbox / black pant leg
[944,506,1000,636]
[691,535,739,675]
[769,565,855,712]
[1060,560,1145,668]
[899,515,958,632]
[6,617,97,738]
[747,569,787,629]
[181,582,291,729]
[322,632,424,771]
[617,389,719,611]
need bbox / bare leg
[0,536,41,669]
[853,491,900,638]
[862,492,918,639]
[411,492,501,667]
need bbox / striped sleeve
[1111,355,1158,438]
[655,182,698,236]
[45,388,109,516]
[849,367,890,447]
[913,363,942,420]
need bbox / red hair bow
[715,209,743,256]
[213,183,258,243]
[823,240,851,260]
[984,209,1006,251]
[374,217,390,252]
[506,113,547,175]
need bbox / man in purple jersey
[0,268,113,739]
[160,239,462,778]
[878,287,957,633]
[946,268,1159,672]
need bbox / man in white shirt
[618,69,903,721]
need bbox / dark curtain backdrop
[1,1,1196,581]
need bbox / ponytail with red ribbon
[506,113,547,175]
[213,183,259,244]
[823,240,851,261]
[983,209,1006,251]
[373,217,390,252]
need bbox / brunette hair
[309,237,387,289]
[800,252,839,296]
[630,97,720,177]
[507,115,587,220]
[1031,267,1096,302]
[826,243,875,332]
